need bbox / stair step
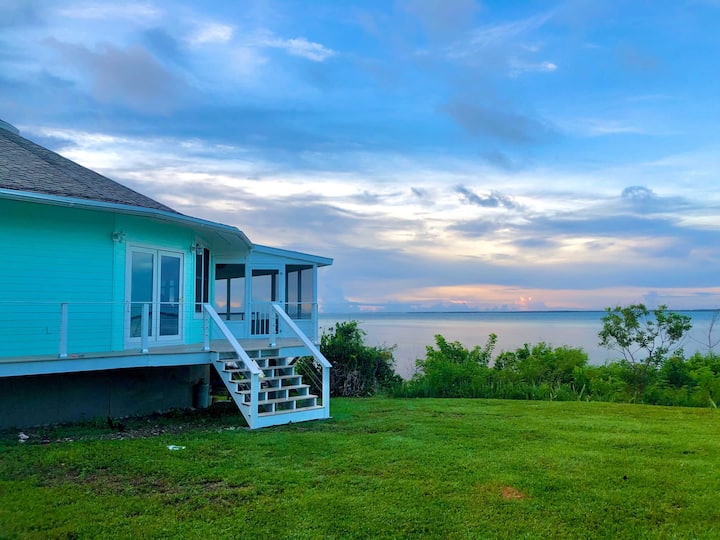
[230,375,302,392]
[220,356,292,364]
[224,372,301,379]
[237,384,310,395]
[259,364,294,370]
[251,394,318,406]
[257,404,325,418]
[224,365,295,372]
[228,375,302,385]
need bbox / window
[214,264,245,320]
[194,247,210,313]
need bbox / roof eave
[251,243,333,267]
[0,187,252,250]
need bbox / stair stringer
[210,352,253,427]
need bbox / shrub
[494,342,588,386]
[399,334,496,397]
[397,335,593,401]
[303,321,400,397]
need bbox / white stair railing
[203,304,262,426]
[271,302,331,418]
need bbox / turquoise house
[0,119,332,429]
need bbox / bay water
[319,311,720,379]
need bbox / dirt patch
[500,485,527,500]
[1,406,248,445]
[40,469,180,495]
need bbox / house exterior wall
[0,198,204,357]
[1,198,116,357]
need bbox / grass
[1,398,719,539]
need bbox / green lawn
[1,399,719,539]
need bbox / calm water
[319,311,720,379]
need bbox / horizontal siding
[115,214,196,251]
[0,200,211,356]
[1,200,115,303]
[1,200,116,355]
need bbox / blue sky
[2,0,720,311]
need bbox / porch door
[127,248,184,344]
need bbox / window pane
[159,255,181,336]
[300,267,314,302]
[202,249,210,303]
[131,252,153,302]
[251,270,277,303]
[130,252,154,337]
[214,279,228,314]
[285,268,299,318]
[195,253,203,311]
[195,249,211,313]
[230,277,245,319]
[130,303,153,338]
[159,303,179,336]
[160,255,180,303]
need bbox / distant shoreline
[318,310,720,378]
[321,308,719,316]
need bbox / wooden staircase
[212,349,328,428]
[203,303,331,429]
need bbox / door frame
[125,245,185,348]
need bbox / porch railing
[0,301,196,359]
[0,300,321,359]
[249,302,319,343]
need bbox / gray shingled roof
[0,123,178,213]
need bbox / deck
[0,337,306,378]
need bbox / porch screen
[214,264,245,320]
[285,264,313,319]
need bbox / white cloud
[189,22,234,45]
[58,2,161,21]
[443,11,555,77]
[260,35,335,62]
[508,58,557,76]
[450,12,552,57]
[572,118,648,137]
[23,123,720,311]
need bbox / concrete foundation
[0,364,210,429]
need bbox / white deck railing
[0,301,321,359]
[0,301,139,358]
